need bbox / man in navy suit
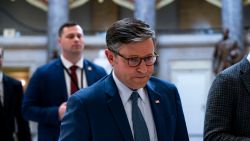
[59,18,189,141]
[22,22,107,141]
[0,48,31,141]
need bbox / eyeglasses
[110,49,159,67]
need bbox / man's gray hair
[106,18,155,52]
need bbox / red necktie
[70,65,78,95]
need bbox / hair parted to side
[58,21,82,37]
[106,18,155,52]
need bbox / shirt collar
[247,52,250,63]
[112,71,146,105]
[60,54,84,69]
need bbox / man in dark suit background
[59,18,189,141]
[22,22,107,141]
[0,47,31,141]
[204,51,250,140]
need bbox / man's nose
[137,59,147,73]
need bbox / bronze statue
[213,28,243,75]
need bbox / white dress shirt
[247,52,250,62]
[60,55,87,97]
[112,71,158,141]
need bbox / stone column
[221,0,243,49]
[134,0,156,29]
[47,0,69,61]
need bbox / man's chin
[131,81,147,89]
[135,77,149,82]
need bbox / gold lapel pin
[87,66,92,71]
[155,100,160,104]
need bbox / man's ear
[105,49,114,66]
[58,38,62,47]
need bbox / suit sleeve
[204,74,250,141]
[59,94,91,141]
[22,69,60,126]
[15,80,31,141]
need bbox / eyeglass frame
[108,48,159,67]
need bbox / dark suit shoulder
[220,58,249,75]
[84,59,106,73]
[36,59,61,72]
[148,76,177,91]
[84,59,102,69]
[212,58,249,85]
[3,74,22,85]
[30,59,63,80]
[74,75,107,97]
[67,76,108,110]
[146,77,180,103]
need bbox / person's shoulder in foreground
[204,55,250,141]
[59,75,189,141]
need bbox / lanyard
[61,62,84,90]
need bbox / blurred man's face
[58,25,85,59]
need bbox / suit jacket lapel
[146,84,167,141]
[57,59,68,99]
[83,60,95,86]
[2,75,11,108]
[105,75,134,141]
[240,58,250,95]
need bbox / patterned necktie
[131,91,150,141]
[70,65,78,95]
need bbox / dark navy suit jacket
[59,74,189,141]
[0,74,31,141]
[22,58,107,141]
